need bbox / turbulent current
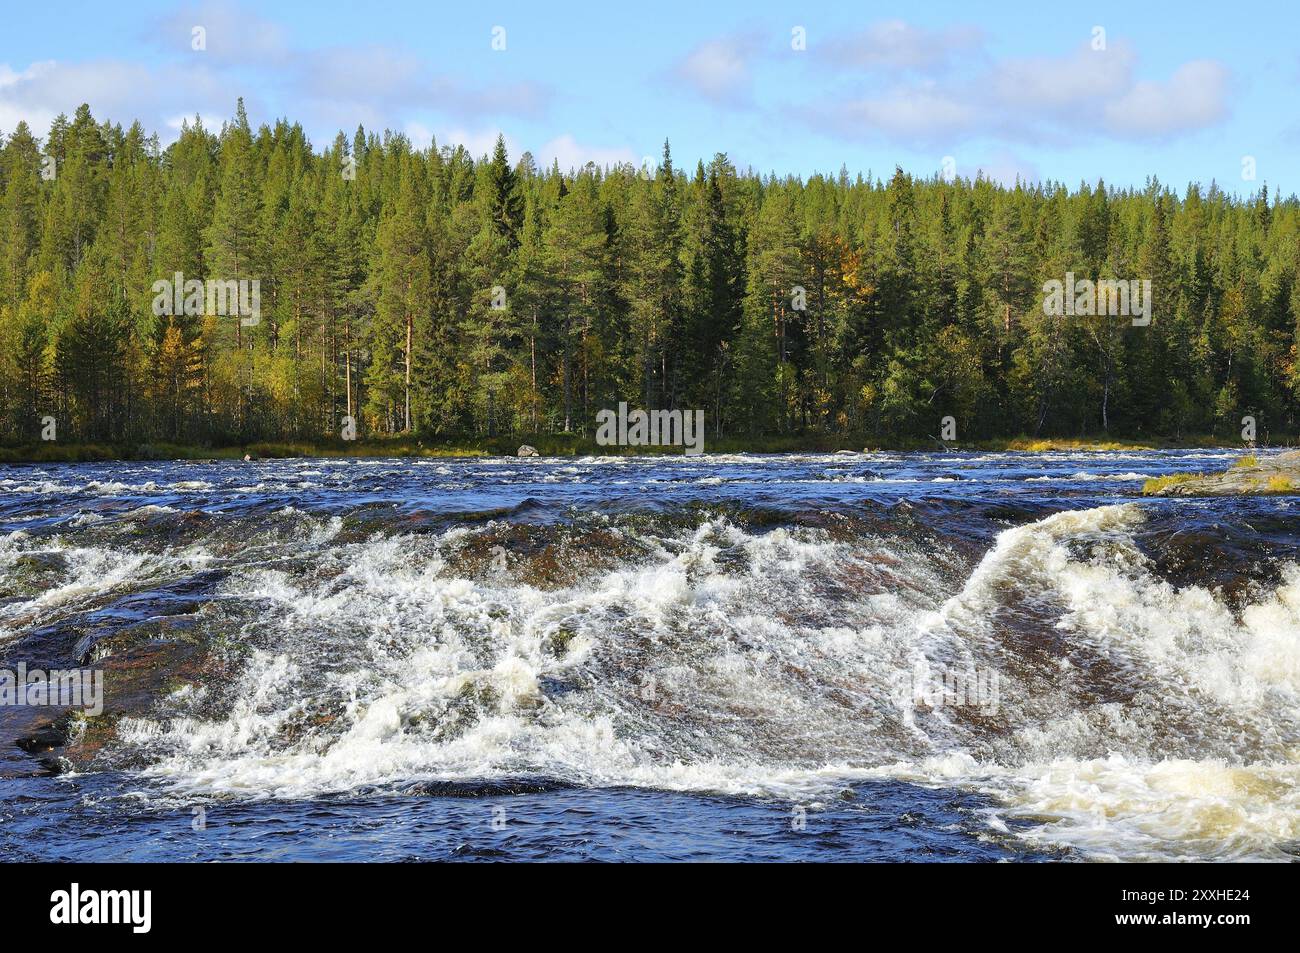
[1,450,1298,862]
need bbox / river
[1,449,1297,861]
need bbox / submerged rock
[1,552,69,599]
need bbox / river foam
[95,499,1300,860]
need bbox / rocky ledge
[1143,450,1300,496]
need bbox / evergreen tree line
[2,100,1298,448]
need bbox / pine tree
[205,100,262,350]
[368,152,430,432]
[0,101,1298,448]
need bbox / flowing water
[1,450,1298,862]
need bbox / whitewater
[0,450,1296,861]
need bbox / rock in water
[1144,449,1300,496]
[517,445,539,457]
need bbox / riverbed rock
[0,552,69,599]
[1144,449,1300,496]
[517,445,539,457]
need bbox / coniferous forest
[2,100,1298,450]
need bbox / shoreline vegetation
[4,104,1300,462]
[0,434,1280,464]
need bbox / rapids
[1,449,1297,861]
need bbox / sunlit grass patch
[1142,473,1198,494]
[1004,437,1156,452]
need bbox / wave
[1024,471,1150,482]
[87,503,1300,860]
[0,530,211,639]
[873,504,1300,860]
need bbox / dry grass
[1007,438,1154,452]
[1142,473,1199,494]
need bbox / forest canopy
[1,100,1297,448]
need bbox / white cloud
[0,58,237,141]
[151,1,288,65]
[838,85,977,142]
[164,112,228,137]
[671,33,764,105]
[992,42,1136,112]
[823,20,984,72]
[421,127,636,172]
[295,47,550,122]
[1104,60,1230,138]
[536,134,638,172]
[971,151,1042,187]
[429,127,515,159]
[1,1,551,145]
[0,63,57,137]
[799,27,1231,147]
[402,121,437,151]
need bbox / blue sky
[1,0,1295,194]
